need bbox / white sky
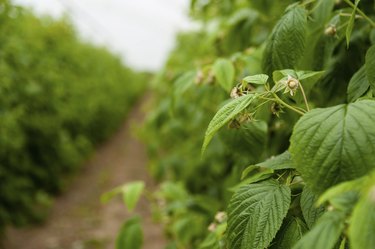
[13,0,194,71]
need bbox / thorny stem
[272,93,305,115]
[298,82,310,111]
[343,0,375,27]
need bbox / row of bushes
[0,1,145,229]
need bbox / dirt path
[3,97,166,249]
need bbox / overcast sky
[13,0,193,71]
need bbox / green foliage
[227,180,291,249]
[116,216,143,249]
[139,0,375,247]
[0,1,145,230]
[290,100,375,192]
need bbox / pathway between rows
[4,97,166,249]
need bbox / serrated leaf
[349,183,375,249]
[202,94,255,154]
[365,45,375,90]
[275,218,308,249]
[347,66,370,102]
[262,6,307,75]
[257,151,295,170]
[290,100,375,192]
[116,216,143,249]
[292,210,346,249]
[227,180,291,249]
[243,74,269,85]
[300,186,325,229]
[346,0,360,48]
[213,58,235,92]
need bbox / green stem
[298,82,310,111]
[272,93,305,115]
[343,0,375,27]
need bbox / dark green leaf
[262,6,307,75]
[292,210,346,249]
[275,218,308,249]
[347,66,370,102]
[116,216,143,249]
[300,186,325,229]
[290,100,375,192]
[346,0,360,48]
[202,94,256,154]
[365,45,375,90]
[227,180,291,249]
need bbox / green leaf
[257,151,295,170]
[311,0,336,27]
[174,71,196,96]
[227,180,291,249]
[243,74,269,85]
[300,186,325,229]
[116,216,143,249]
[213,58,235,92]
[347,66,370,102]
[262,5,307,75]
[275,218,308,249]
[290,100,375,192]
[346,0,360,48]
[202,94,255,154]
[122,181,145,211]
[365,45,375,90]
[292,210,346,249]
[101,181,145,212]
[349,183,375,249]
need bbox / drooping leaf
[202,94,256,154]
[121,181,145,211]
[349,182,375,249]
[347,66,370,102]
[262,5,307,75]
[346,0,360,48]
[243,74,269,85]
[256,151,295,170]
[274,217,308,249]
[227,180,291,249]
[365,45,375,90]
[116,216,143,249]
[213,58,235,92]
[292,210,346,249]
[300,186,325,229]
[290,100,375,192]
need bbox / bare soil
[3,98,166,249]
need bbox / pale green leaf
[243,74,269,85]
[202,94,255,154]
[122,181,145,211]
[174,71,196,96]
[262,6,307,75]
[116,216,143,249]
[347,66,370,102]
[349,183,375,249]
[292,210,346,249]
[213,58,235,92]
[290,100,375,192]
[346,0,360,48]
[300,186,325,229]
[227,180,291,249]
[365,45,375,90]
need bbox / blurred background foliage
[0,0,146,230]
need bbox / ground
[3,98,166,249]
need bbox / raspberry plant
[130,0,375,248]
